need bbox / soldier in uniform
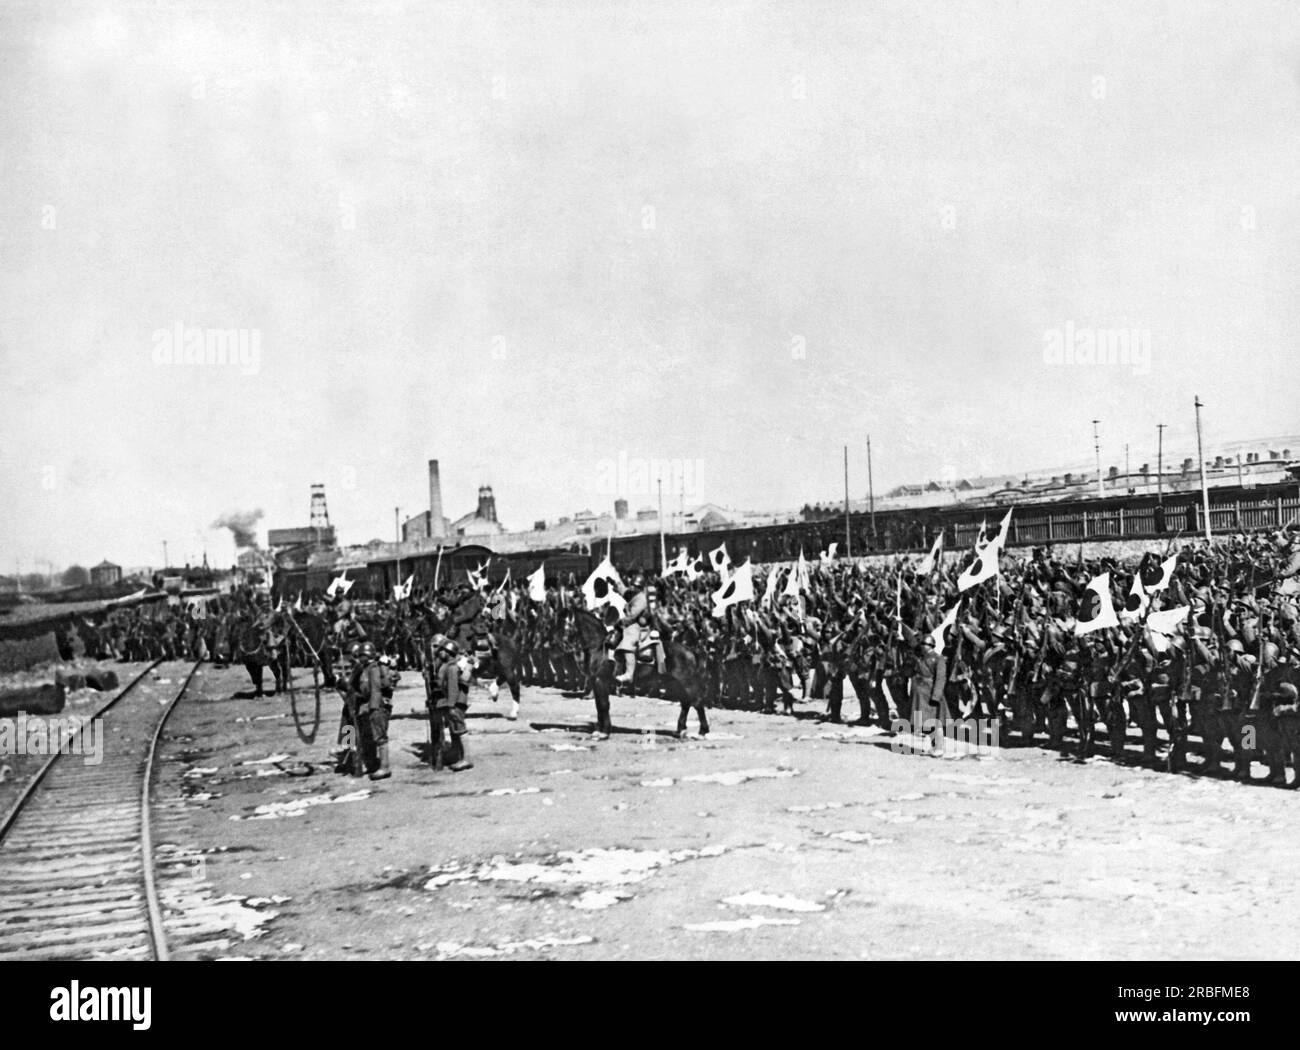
[909,633,948,749]
[436,640,474,771]
[333,641,365,775]
[355,641,391,780]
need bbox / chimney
[1270,450,1280,460]
[1182,457,1194,473]
[477,485,497,523]
[427,460,446,538]
[1139,463,1149,475]
[614,499,628,520]
[1213,455,1224,468]
[1108,465,1119,478]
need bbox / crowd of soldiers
[61,527,1300,788]
[297,524,1300,787]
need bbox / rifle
[1247,609,1269,715]
[420,637,439,768]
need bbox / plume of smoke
[212,509,264,549]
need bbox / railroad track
[0,660,201,961]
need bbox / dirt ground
[130,663,1300,959]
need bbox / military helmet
[346,641,362,659]
[359,641,377,661]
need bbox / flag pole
[395,506,401,600]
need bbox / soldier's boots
[369,744,392,780]
[508,699,520,720]
[449,738,474,772]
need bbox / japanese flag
[1119,574,1149,622]
[1140,553,1178,594]
[712,559,755,617]
[917,531,943,574]
[957,542,1001,592]
[709,544,731,576]
[582,556,626,615]
[929,601,961,651]
[1074,572,1120,635]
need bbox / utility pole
[1092,419,1103,499]
[395,506,401,596]
[843,445,851,558]
[867,435,877,547]
[1125,443,1130,494]
[1156,423,1166,504]
[162,541,169,570]
[1194,396,1212,543]
[658,476,666,572]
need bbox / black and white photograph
[0,0,1296,1021]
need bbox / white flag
[1141,553,1178,594]
[293,593,303,613]
[1074,572,1120,635]
[989,509,1013,548]
[685,552,706,582]
[917,531,943,574]
[820,542,838,564]
[466,562,490,593]
[761,567,781,609]
[1145,604,1190,653]
[974,518,989,551]
[392,574,413,601]
[582,556,626,615]
[528,563,546,602]
[662,548,689,578]
[326,572,353,597]
[712,559,755,617]
[782,551,808,598]
[709,544,731,575]
[957,540,1002,592]
[1119,574,1148,622]
[929,601,961,651]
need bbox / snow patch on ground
[825,830,895,845]
[422,845,731,908]
[787,801,846,813]
[685,916,801,932]
[929,773,1031,786]
[231,789,371,820]
[722,892,825,913]
[427,935,594,959]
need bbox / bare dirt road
[145,663,1299,961]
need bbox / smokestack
[428,460,445,538]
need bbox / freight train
[272,480,1300,602]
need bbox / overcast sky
[2,0,1298,570]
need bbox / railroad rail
[0,659,201,960]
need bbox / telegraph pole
[658,476,666,572]
[1156,423,1166,503]
[395,506,401,596]
[162,541,169,570]
[1092,419,1103,499]
[843,446,851,557]
[1194,396,1212,543]
[867,435,877,547]
[1125,443,1130,494]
